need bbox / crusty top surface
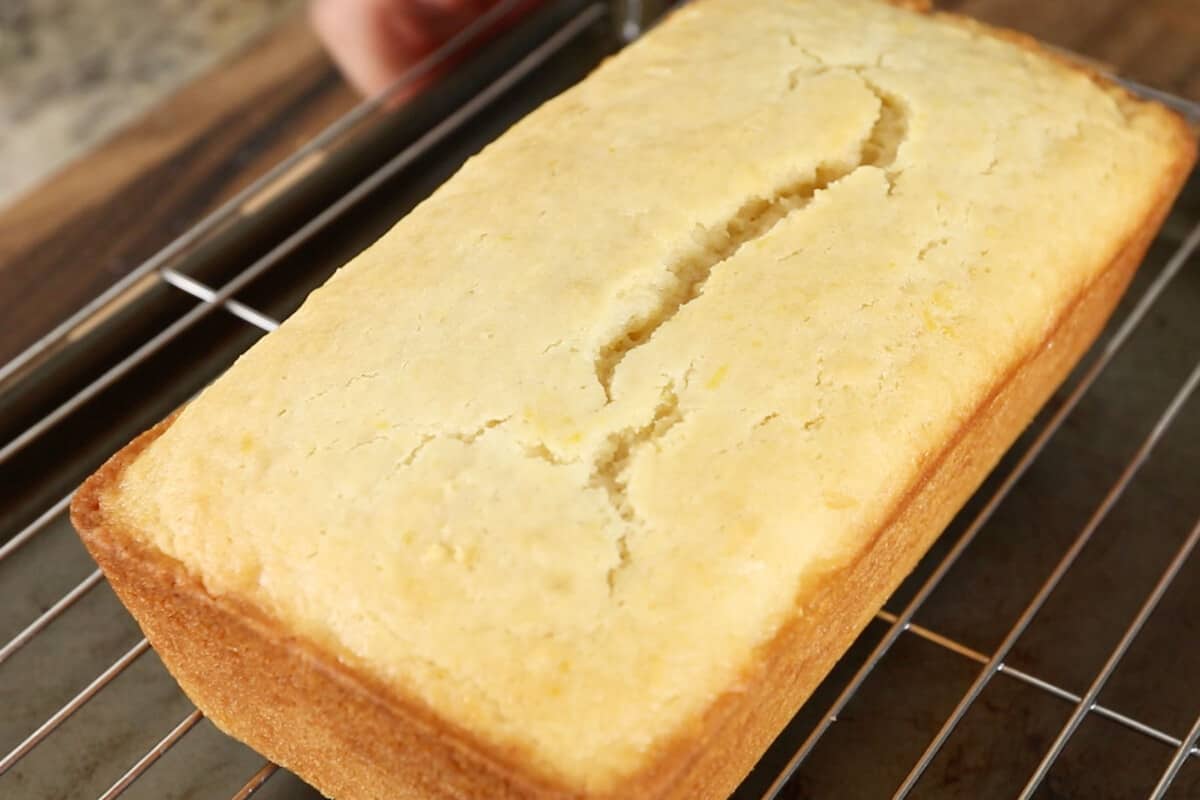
[104,0,1187,789]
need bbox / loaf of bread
[72,0,1194,797]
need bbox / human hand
[309,0,535,97]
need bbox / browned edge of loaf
[73,446,579,800]
[70,7,1196,800]
[68,152,1194,800]
[598,98,1194,798]
[647,177,1196,800]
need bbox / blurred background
[1,0,1198,210]
[0,0,302,209]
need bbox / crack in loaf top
[105,0,1186,790]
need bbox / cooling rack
[1,1,1198,797]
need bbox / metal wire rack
[1,1,1199,798]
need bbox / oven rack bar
[1019,516,1200,797]
[1154,713,1200,799]
[892,357,1200,797]
[98,709,206,800]
[231,762,280,800]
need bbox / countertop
[3,0,1197,211]
[0,0,302,209]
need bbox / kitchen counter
[0,0,301,208]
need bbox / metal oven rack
[1,1,1199,797]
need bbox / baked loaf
[73,0,1194,797]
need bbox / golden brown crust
[70,3,1196,798]
[70,153,1187,799]
[638,141,1194,800]
[74,441,581,800]
[617,12,1198,798]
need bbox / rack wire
[1,2,1199,798]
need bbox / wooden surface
[0,0,301,208]
[0,0,1197,366]
[0,14,357,367]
